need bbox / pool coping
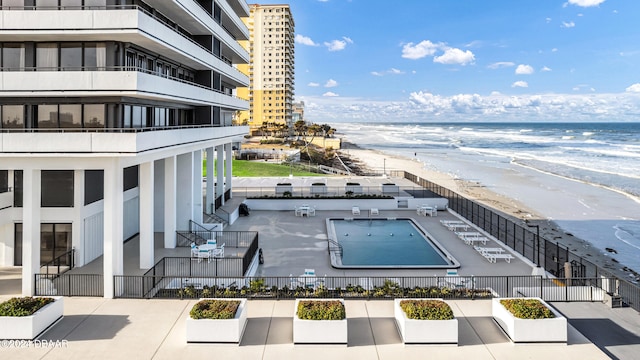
[326,217,461,269]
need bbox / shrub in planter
[492,297,566,343]
[186,298,248,343]
[293,299,347,344]
[394,299,458,344]
[0,296,63,340]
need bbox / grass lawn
[203,159,321,177]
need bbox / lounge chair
[370,208,379,215]
[352,206,360,215]
[486,253,515,263]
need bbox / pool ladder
[328,239,343,258]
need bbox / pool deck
[1,176,640,359]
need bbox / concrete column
[103,160,124,299]
[205,147,214,214]
[192,150,203,224]
[72,170,84,267]
[176,152,193,231]
[225,143,233,198]
[216,145,224,205]
[164,156,176,248]
[21,168,40,296]
[139,161,154,269]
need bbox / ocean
[334,121,640,275]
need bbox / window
[84,42,106,70]
[36,0,58,8]
[41,170,74,207]
[2,0,25,9]
[2,43,25,70]
[13,170,23,207]
[40,223,72,266]
[61,0,82,7]
[84,170,104,205]
[60,43,82,70]
[37,104,58,128]
[59,104,82,128]
[1,105,24,129]
[36,43,58,70]
[0,170,8,193]
[123,166,138,191]
[84,104,105,128]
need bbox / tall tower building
[238,4,295,135]
[0,0,250,298]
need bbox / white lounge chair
[352,206,360,215]
[486,253,515,263]
[370,208,379,215]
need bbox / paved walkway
[0,297,612,360]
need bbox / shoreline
[339,140,638,281]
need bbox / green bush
[0,296,55,317]
[190,299,241,320]
[499,299,555,319]
[399,300,454,320]
[297,300,345,320]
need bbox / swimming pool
[327,218,459,269]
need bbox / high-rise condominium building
[0,0,251,298]
[237,3,295,135]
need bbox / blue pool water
[329,218,458,268]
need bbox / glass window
[60,43,82,70]
[59,104,81,128]
[60,0,82,8]
[85,42,106,70]
[13,170,22,207]
[2,0,24,9]
[35,0,58,8]
[41,170,74,207]
[2,105,24,129]
[36,43,58,71]
[0,170,7,193]
[84,170,104,205]
[123,105,131,128]
[83,104,105,128]
[84,0,107,9]
[132,106,142,128]
[123,166,138,191]
[13,223,22,266]
[54,224,72,266]
[2,43,25,70]
[37,104,58,128]
[40,223,55,264]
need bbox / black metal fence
[34,273,103,297]
[109,275,617,302]
[40,248,76,276]
[402,171,640,311]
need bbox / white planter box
[186,298,248,343]
[0,296,63,340]
[293,299,347,344]
[394,299,458,344]
[492,297,567,343]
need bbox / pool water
[329,218,459,268]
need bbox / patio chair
[206,240,217,246]
[370,208,379,215]
[190,243,198,259]
[212,243,225,258]
[197,249,211,263]
[352,206,360,215]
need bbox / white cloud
[512,81,529,88]
[552,48,558,52]
[541,66,552,72]
[515,64,535,75]
[401,40,441,60]
[625,83,640,92]
[371,68,405,76]
[488,62,515,69]
[567,0,606,7]
[295,34,318,46]
[322,92,339,97]
[434,48,475,66]
[308,82,320,87]
[324,79,338,88]
[324,37,353,52]
[562,21,576,28]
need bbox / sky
[254,0,640,123]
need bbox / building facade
[237,3,295,135]
[0,0,250,298]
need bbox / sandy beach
[339,141,638,281]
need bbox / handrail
[327,239,343,258]
[41,248,75,276]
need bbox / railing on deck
[34,273,103,297]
